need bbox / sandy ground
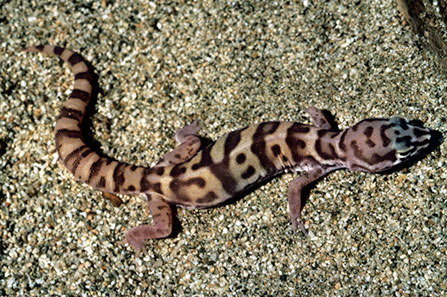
[1,1,446,296]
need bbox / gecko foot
[175,119,202,143]
[292,217,308,237]
[116,230,148,258]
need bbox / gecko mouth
[432,130,444,145]
[394,128,443,162]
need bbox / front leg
[118,193,173,256]
[288,167,334,235]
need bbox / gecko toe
[116,235,146,257]
[293,218,308,237]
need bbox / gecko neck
[308,128,348,169]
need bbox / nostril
[430,130,444,145]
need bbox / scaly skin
[23,45,443,256]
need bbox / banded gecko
[23,45,443,256]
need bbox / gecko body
[23,45,443,255]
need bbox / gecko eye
[389,116,407,127]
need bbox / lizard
[22,45,443,256]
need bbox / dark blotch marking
[350,140,396,166]
[196,191,218,204]
[271,144,281,156]
[70,89,90,102]
[170,165,186,177]
[35,45,44,51]
[112,162,126,192]
[127,185,136,191]
[380,124,392,147]
[317,130,328,137]
[241,166,255,179]
[140,168,154,192]
[63,144,88,166]
[153,182,162,194]
[58,107,83,122]
[191,142,215,169]
[315,139,338,160]
[88,157,104,184]
[74,71,94,84]
[396,136,413,148]
[350,141,364,163]
[224,129,242,155]
[413,128,428,138]
[366,139,376,148]
[327,143,337,158]
[169,177,206,202]
[236,153,246,164]
[68,53,84,66]
[97,176,106,188]
[168,180,191,202]
[138,169,162,194]
[80,148,94,158]
[286,123,309,160]
[285,130,306,162]
[55,129,82,140]
[71,148,90,175]
[155,166,164,175]
[251,122,280,174]
[364,126,374,138]
[371,151,397,164]
[338,130,348,152]
[211,162,236,194]
[169,179,180,192]
[288,123,310,134]
[53,46,64,56]
[185,177,206,188]
[130,165,138,171]
[189,129,245,195]
[399,119,409,130]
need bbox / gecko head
[388,117,443,165]
[344,117,443,173]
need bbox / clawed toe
[175,119,202,143]
[116,237,147,257]
[295,218,308,237]
[291,217,308,237]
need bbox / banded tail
[23,45,152,195]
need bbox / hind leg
[118,193,173,257]
[306,106,337,130]
[156,120,202,167]
[119,121,202,256]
